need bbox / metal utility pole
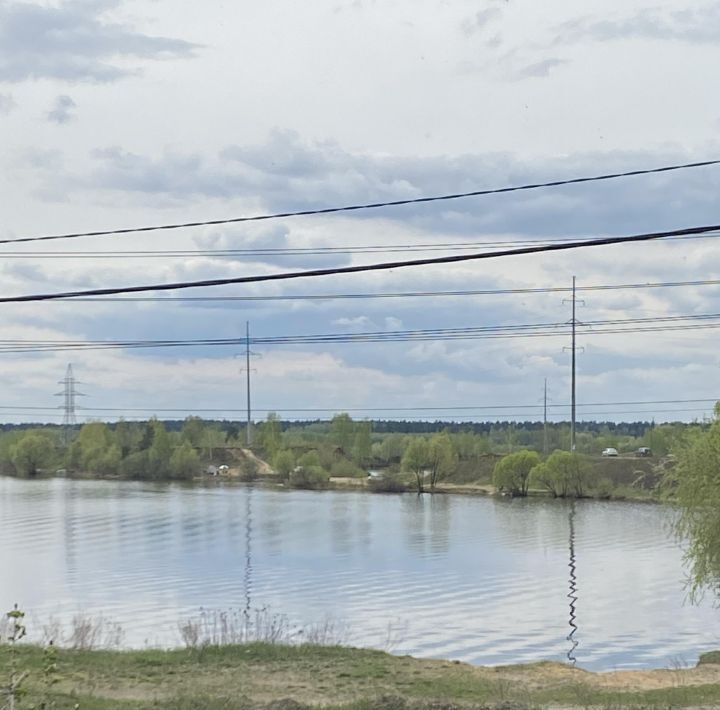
[563,277,583,452]
[245,321,252,447]
[543,378,548,456]
[236,326,259,448]
[571,277,577,452]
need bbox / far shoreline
[1,470,666,505]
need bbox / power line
[0,396,710,412]
[4,158,718,246]
[2,230,718,260]
[45,278,720,303]
[0,408,710,421]
[1,223,720,303]
[1,312,720,354]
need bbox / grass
[3,643,720,709]
[699,650,720,665]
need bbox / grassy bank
[3,643,720,709]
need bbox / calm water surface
[0,477,717,671]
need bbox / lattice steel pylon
[55,364,84,444]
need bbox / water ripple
[0,479,717,669]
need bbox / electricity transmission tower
[55,364,84,444]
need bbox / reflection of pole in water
[567,501,579,665]
[244,487,253,615]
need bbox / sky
[2,0,720,425]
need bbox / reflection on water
[567,501,578,666]
[0,477,718,671]
[244,486,253,614]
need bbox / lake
[0,476,717,671]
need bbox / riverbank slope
[3,643,720,708]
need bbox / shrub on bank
[492,450,539,496]
[529,450,588,498]
[272,450,295,480]
[288,465,330,490]
[237,457,259,482]
[367,474,407,493]
[330,458,366,478]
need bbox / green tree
[120,450,149,479]
[96,444,122,475]
[12,433,53,476]
[202,426,227,460]
[492,450,540,496]
[297,450,321,468]
[330,413,355,452]
[289,465,329,490]
[169,442,200,480]
[139,420,156,450]
[72,421,113,473]
[402,438,429,493]
[148,420,172,479]
[529,450,587,498]
[260,413,282,459]
[671,404,720,601]
[427,432,456,490]
[378,433,408,463]
[181,416,205,447]
[115,419,140,458]
[352,421,372,467]
[272,449,295,480]
[453,432,490,460]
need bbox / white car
[601,447,619,457]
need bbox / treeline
[0,418,232,480]
[261,417,697,458]
[0,412,706,485]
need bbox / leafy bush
[591,476,614,499]
[529,450,588,498]
[289,465,330,490]
[169,442,201,480]
[367,474,407,493]
[272,450,295,480]
[297,451,321,468]
[493,450,540,496]
[11,432,54,476]
[119,450,149,479]
[330,458,366,478]
[238,457,259,482]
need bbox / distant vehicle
[635,447,652,457]
[601,447,619,457]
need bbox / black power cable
[4,158,718,246]
[1,223,719,303]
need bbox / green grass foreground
[3,643,720,709]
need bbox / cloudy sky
[2,0,720,425]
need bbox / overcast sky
[2,0,720,425]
